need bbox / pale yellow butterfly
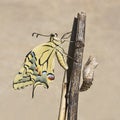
[13,32,71,98]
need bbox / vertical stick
[58,71,67,120]
[67,12,86,120]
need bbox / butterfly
[13,32,71,98]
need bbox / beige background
[0,0,120,120]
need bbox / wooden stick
[67,12,86,120]
[58,71,67,120]
[58,15,78,120]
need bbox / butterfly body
[13,33,68,97]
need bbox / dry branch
[58,12,99,120]
[58,72,67,120]
[67,12,86,120]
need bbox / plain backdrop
[0,0,120,120]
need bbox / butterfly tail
[31,79,49,98]
[32,84,36,98]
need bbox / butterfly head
[32,32,71,44]
[50,33,62,44]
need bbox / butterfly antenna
[61,32,72,40]
[32,32,50,38]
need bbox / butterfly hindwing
[13,43,56,90]
[13,51,37,89]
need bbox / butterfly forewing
[55,46,68,70]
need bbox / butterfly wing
[55,46,68,70]
[13,51,36,89]
[13,42,55,90]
